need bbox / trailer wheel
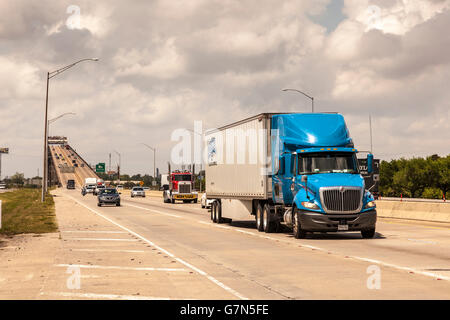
[212,202,217,223]
[293,207,307,239]
[216,201,223,224]
[263,204,277,233]
[256,202,264,232]
[210,202,215,221]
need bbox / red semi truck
[162,170,198,203]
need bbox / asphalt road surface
[45,188,450,300]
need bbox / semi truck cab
[270,114,377,238]
[163,171,198,203]
[206,113,377,239]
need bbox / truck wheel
[212,202,217,223]
[293,207,307,239]
[97,203,101,207]
[263,204,277,233]
[256,203,264,232]
[361,228,375,239]
[216,201,223,224]
[210,202,215,221]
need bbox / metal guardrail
[377,197,448,204]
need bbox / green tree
[11,172,25,186]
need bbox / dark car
[97,188,121,207]
[67,179,75,189]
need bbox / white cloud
[0,0,449,178]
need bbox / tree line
[379,154,449,199]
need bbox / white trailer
[204,114,272,223]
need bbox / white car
[201,193,214,209]
[131,187,146,197]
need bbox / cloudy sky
[0,0,449,178]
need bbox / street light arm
[282,88,314,113]
[49,58,99,79]
[282,88,313,100]
[141,143,155,151]
[48,112,76,124]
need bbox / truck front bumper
[298,210,377,232]
[173,193,198,200]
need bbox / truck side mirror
[367,154,374,174]
[301,175,310,199]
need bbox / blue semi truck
[205,113,377,239]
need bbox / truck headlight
[365,201,376,209]
[301,201,319,210]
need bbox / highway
[50,144,98,188]
[46,187,450,300]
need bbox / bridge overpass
[48,143,99,189]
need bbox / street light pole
[41,58,98,202]
[114,150,121,183]
[282,88,314,113]
[42,72,50,202]
[185,128,204,192]
[141,143,156,186]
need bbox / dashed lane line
[65,194,248,300]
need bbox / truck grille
[179,184,191,194]
[320,187,363,214]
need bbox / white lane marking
[71,249,146,253]
[66,195,248,300]
[407,238,437,245]
[124,203,182,218]
[62,231,127,234]
[41,292,173,300]
[65,238,139,242]
[55,264,187,272]
[197,222,450,281]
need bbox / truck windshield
[298,152,358,174]
[174,174,192,181]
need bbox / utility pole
[369,114,373,154]
[141,143,156,183]
[114,150,121,183]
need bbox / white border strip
[55,264,186,272]
[64,238,139,242]
[72,249,145,253]
[41,292,173,300]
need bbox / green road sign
[95,163,106,173]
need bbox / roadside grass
[0,189,57,235]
